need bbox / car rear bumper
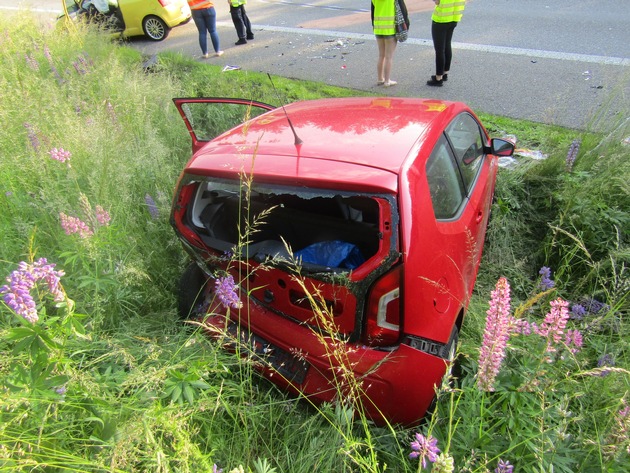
[163,4,191,28]
[199,299,450,426]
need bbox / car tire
[178,262,208,319]
[426,324,460,416]
[142,16,170,41]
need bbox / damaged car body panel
[171,97,514,425]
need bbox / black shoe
[443,74,448,81]
[235,38,247,45]
[426,75,444,87]
[246,34,254,40]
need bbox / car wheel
[142,16,170,41]
[426,325,460,416]
[178,262,208,319]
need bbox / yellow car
[61,0,191,41]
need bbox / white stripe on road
[231,23,630,67]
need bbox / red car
[171,97,514,425]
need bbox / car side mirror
[488,138,515,157]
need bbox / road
[4,0,630,130]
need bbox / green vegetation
[1,14,628,473]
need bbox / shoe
[384,80,397,87]
[215,51,224,57]
[443,74,448,81]
[235,38,247,45]
[426,75,443,87]
[202,53,209,59]
[246,34,254,40]
[377,80,385,86]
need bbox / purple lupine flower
[508,316,531,335]
[95,205,111,226]
[565,138,581,171]
[495,459,514,473]
[24,122,40,152]
[1,258,65,323]
[214,275,243,310]
[43,44,52,64]
[539,266,555,290]
[48,147,71,164]
[212,465,223,473]
[477,277,511,391]
[60,212,94,238]
[564,329,583,354]
[581,297,609,315]
[145,194,159,219]
[570,303,587,320]
[597,353,615,377]
[25,53,40,71]
[409,433,440,469]
[535,298,570,354]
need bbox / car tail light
[363,265,402,346]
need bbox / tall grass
[1,13,628,473]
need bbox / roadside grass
[1,14,628,472]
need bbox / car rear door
[173,98,275,154]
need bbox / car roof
[186,97,471,193]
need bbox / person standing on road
[427,0,466,86]
[372,0,398,87]
[187,0,223,58]
[229,0,254,45]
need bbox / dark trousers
[431,21,458,75]
[230,5,252,40]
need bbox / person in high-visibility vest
[229,0,254,45]
[187,0,224,58]
[427,0,466,86]
[372,0,398,87]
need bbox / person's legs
[230,5,246,40]
[191,9,208,56]
[443,22,457,74]
[202,7,221,54]
[431,21,447,78]
[242,6,253,39]
[383,36,397,85]
[376,36,386,84]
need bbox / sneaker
[235,38,247,45]
[202,53,209,59]
[426,75,443,87]
[246,34,254,40]
[215,51,224,57]
[384,80,397,87]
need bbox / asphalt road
[5,0,630,130]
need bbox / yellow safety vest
[230,0,246,6]
[373,0,395,36]
[188,0,213,10]
[432,0,466,23]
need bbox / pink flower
[565,329,583,354]
[49,147,71,164]
[477,277,512,391]
[95,205,111,226]
[59,212,93,238]
[535,298,570,353]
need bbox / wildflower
[60,212,94,238]
[145,194,159,219]
[597,353,615,377]
[538,266,555,290]
[580,297,609,315]
[95,205,111,226]
[570,303,586,320]
[48,147,71,164]
[565,138,581,171]
[24,122,40,152]
[535,298,570,354]
[25,53,40,71]
[1,258,65,323]
[409,433,440,469]
[495,459,514,473]
[508,316,531,335]
[564,329,583,353]
[43,44,52,64]
[214,275,243,309]
[432,452,455,473]
[477,277,511,391]
[212,465,223,473]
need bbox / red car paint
[171,96,514,425]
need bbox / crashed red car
[171,96,514,425]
